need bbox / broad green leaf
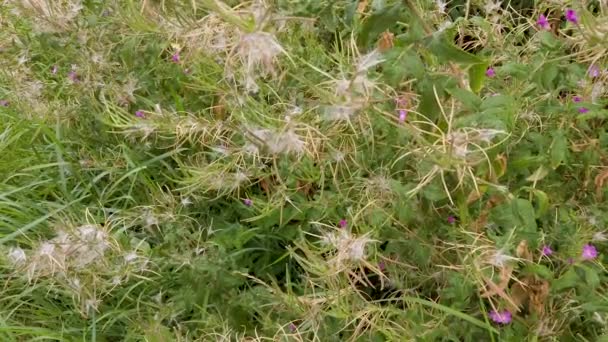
[427,35,484,65]
[552,268,580,291]
[550,131,568,169]
[526,166,549,182]
[358,5,403,47]
[581,265,601,289]
[523,264,554,280]
[532,189,550,217]
[513,198,538,239]
[468,62,488,93]
[446,86,481,111]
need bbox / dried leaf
[377,31,394,52]
[357,0,369,14]
[516,240,532,262]
[510,282,528,312]
[595,168,608,200]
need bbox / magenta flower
[378,261,386,271]
[537,14,550,29]
[339,219,347,228]
[67,70,78,83]
[582,244,598,260]
[589,65,600,78]
[447,216,456,224]
[0,100,9,107]
[573,96,582,103]
[398,109,407,123]
[243,198,253,207]
[486,67,496,78]
[578,107,589,114]
[489,310,512,324]
[135,110,145,118]
[565,9,578,24]
[541,245,553,256]
[288,323,297,332]
[171,52,180,63]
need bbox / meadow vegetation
[1,0,608,340]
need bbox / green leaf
[550,131,568,169]
[581,265,601,289]
[468,63,488,94]
[513,198,537,234]
[552,268,580,291]
[531,189,550,218]
[446,86,482,111]
[427,35,484,65]
[358,5,402,47]
[523,264,553,280]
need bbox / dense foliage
[0,0,607,340]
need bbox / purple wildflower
[171,52,180,63]
[398,109,407,123]
[243,198,253,207]
[565,9,578,24]
[582,244,598,260]
[378,261,386,271]
[489,310,512,324]
[573,96,582,103]
[541,245,553,256]
[288,323,297,332]
[68,70,78,83]
[135,110,145,118]
[486,68,496,78]
[578,107,589,114]
[0,100,9,107]
[589,65,600,78]
[339,219,347,228]
[447,216,456,224]
[537,14,550,29]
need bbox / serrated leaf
[446,86,481,110]
[552,268,580,291]
[581,265,601,289]
[523,264,554,280]
[358,5,402,47]
[550,131,568,169]
[427,35,484,65]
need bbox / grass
[0,0,608,340]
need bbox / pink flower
[135,110,145,118]
[378,261,386,271]
[541,245,553,256]
[589,65,600,78]
[398,109,407,123]
[339,219,347,228]
[582,244,598,260]
[486,68,496,78]
[573,96,582,103]
[447,216,456,224]
[171,52,180,63]
[288,323,297,332]
[537,14,550,29]
[67,70,78,83]
[489,310,512,324]
[578,107,589,114]
[565,9,578,24]
[243,198,253,207]
[0,100,9,107]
